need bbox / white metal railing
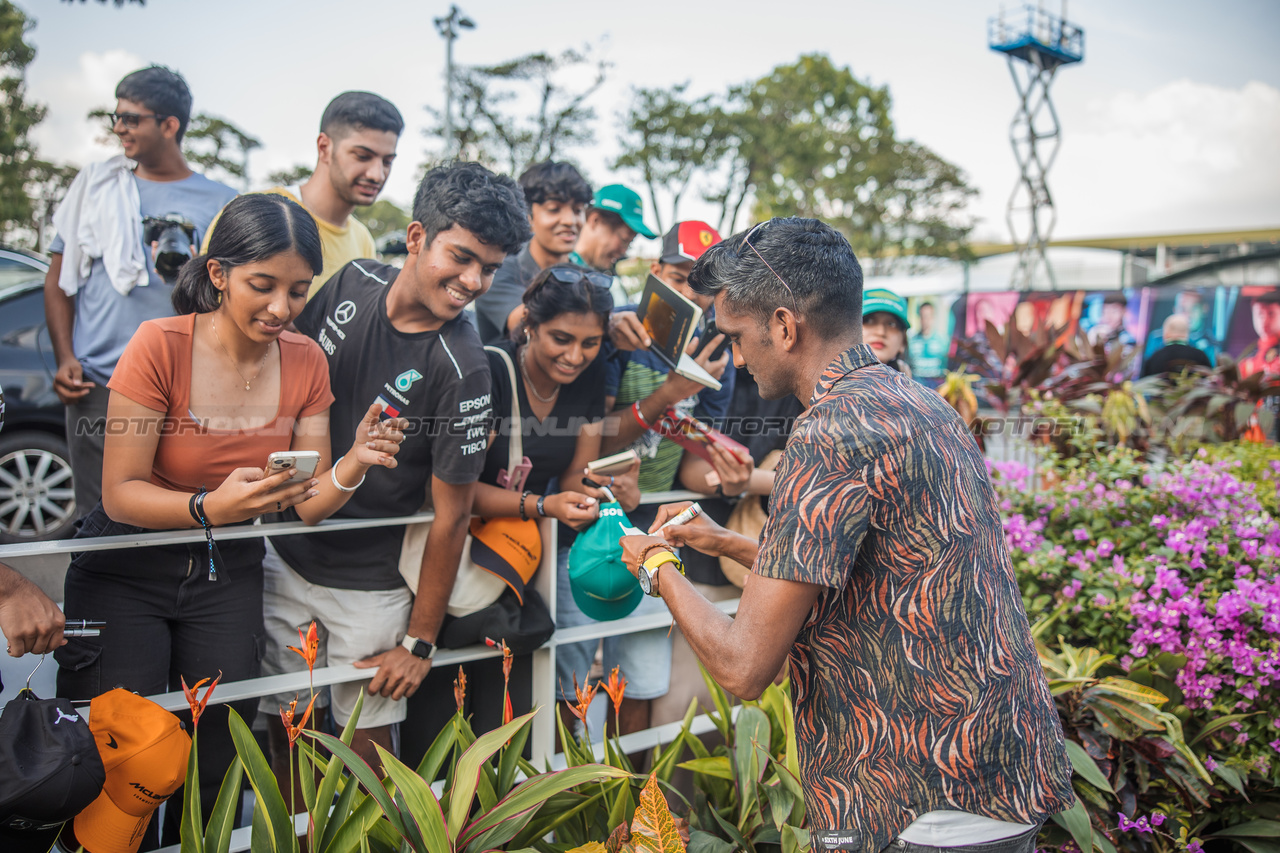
[0,489,731,767]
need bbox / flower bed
[991,442,1280,851]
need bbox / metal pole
[444,16,454,157]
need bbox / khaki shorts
[258,541,413,729]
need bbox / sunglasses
[109,111,168,129]
[543,267,613,291]
[739,221,799,313]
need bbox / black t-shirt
[270,259,492,590]
[481,339,606,496]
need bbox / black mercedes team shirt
[270,259,492,590]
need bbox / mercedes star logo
[334,301,357,325]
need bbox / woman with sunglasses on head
[862,288,914,378]
[55,193,406,846]
[415,264,639,742]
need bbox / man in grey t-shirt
[43,65,236,516]
[472,161,591,343]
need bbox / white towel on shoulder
[51,154,149,297]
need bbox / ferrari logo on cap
[699,230,713,247]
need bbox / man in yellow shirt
[204,91,403,298]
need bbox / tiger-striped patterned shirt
[755,344,1073,852]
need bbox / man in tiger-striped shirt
[622,217,1073,853]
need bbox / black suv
[0,247,77,544]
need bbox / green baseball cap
[567,502,643,621]
[862,288,910,330]
[591,184,657,239]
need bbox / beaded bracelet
[519,491,532,522]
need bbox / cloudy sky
[16,0,1280,250]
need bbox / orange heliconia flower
[601,666,628,718]
[180,671,221,730]
[453,666,467,713]
[279,693,317,749]
[565,673,598,725]
[485,637,515,727]
[287,621,319,674]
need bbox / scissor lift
[989,4,1084,289]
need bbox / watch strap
[401,634,436,660]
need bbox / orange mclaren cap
[74,689,191,853]
[469,516,542,603]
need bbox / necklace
[210,314,270,391]
[519,346,560,404]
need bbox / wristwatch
[401,634,436,660]
[639,550,684,597]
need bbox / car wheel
[0,431,78,544]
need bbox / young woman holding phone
[56,192,406,845]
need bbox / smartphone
[586,449,640,476]
[266,451,321,485]
[697,320,732,362]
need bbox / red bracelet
[631,401,650,430]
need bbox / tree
[183,113,261,190]
[0,0,45,241]
[265,164,312,187]
[27,159,77,251]
[613,83,725,235]
[427,45,608,175]
[355,198,410,242]
[738,55,974,272]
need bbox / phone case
[497,456,533,493]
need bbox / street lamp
[434,5,475,159]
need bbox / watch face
[638,567,652,595]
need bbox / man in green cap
[570,183,656,272]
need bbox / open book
[635,274,722,390]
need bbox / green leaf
[448,710,538,839]
[314,690,365,850]
[377,744,449,853]
[229,708,298,853]
[317,771,366,853]
[1088,680,1168,707]
[699,662,734,740]
[299,734,319,815]
[1050,797,1093,853]
[459,765,630,852]
[497,719,534,796]
[734,705,771,800]
[323,792,389,853]
[1084,693,1165,731]
[678,757,733,781]
[1212,762,1249,799]
[1065,740,1114,793]
[688,829,735,853]
[1189,712,1258,746]
[1235,841,1280,853]
[763,784,795,832]
[309,730,408,842]
[627,772,687,853]
[181,729,205,853]
[781,824,809,853]
[204,756,245,853]
[1210,820,1280,838]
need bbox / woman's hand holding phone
[581,458,642,512]
[204,466,319,525]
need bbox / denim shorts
[554,546,672,701]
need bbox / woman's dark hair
[173,194,323,315]
[514,263,615,341]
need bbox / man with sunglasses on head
[472,161,593,344]
[43,65,237,517]
[620,218,1073,853]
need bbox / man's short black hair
[586,206,625,231]
[116,65,193,143]
[413,161,532,256]
[689,217,863,341]
[1255,289,1280,306]
[1102,292,1127,306]
[518,161,592,209]
[320,91,404,139]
